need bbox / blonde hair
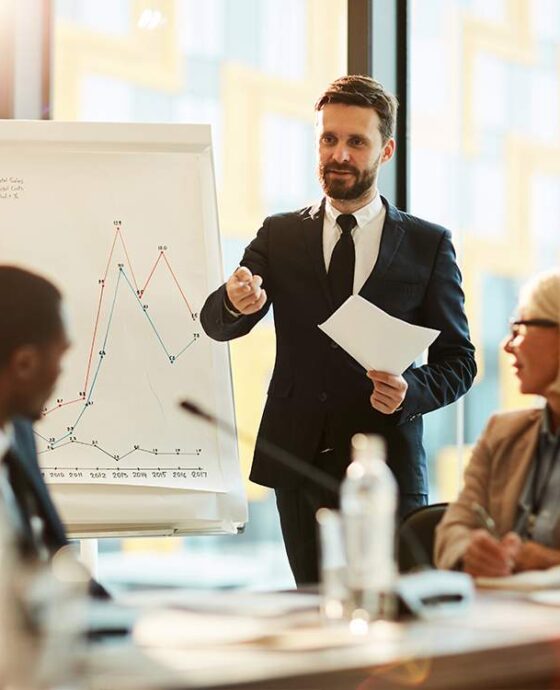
[518,269,560,396]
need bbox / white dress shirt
[0,424,13,462]
[323,193,386,294]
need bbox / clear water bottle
[341,433,398,625]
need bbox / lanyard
[527,434,560,538]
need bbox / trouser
[275,483,427,586]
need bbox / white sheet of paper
[318,295,440,375]
[476,565,560,592]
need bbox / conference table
[83,588,560,690]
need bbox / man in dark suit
[201,75,477,585]
[0,265,107,597]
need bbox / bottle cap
[351,433,386,462]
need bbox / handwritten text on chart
[0,177,25,200]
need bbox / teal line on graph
[120,268,171,359]
[121,267,198,364]
[47,265,199,447]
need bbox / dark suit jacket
[11,416,109,598]
[11,416,68,553]
[201,197,476,495]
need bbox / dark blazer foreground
[11,416,109,598]
[201,197,476,496]
[12,416,68,552]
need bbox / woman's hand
[462,529,515,577]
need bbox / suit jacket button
[319,392,328,402]
[330,341,338,349]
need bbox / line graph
[36,220,204,468]
[35,430,202,460]
[42,222,198,415]
[37,434,209,483]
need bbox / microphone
[179,399,433,575]
[179,399,339,495]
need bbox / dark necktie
[328,213,357,310]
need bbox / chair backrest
[397,502,448,573]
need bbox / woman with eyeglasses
[435,269,560,577]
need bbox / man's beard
[318,160,378,201]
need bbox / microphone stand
[179,399,431,570]
[179,399,339,496]
[180,399,475,617]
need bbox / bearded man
[201,75,476,585]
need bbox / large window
[52,0,347,590]
[13,0,554,588]
[409,0,560,500]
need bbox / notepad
[476,565,560,591]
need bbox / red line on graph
[46,222,197,419]
[103,229,120,281]
[113,225,195,317]
[140,251,164,296]
[118,231,140,294]
[82,282,106,393]
[161,252,194,316]
[43,397,84,417]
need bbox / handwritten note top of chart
[318,295,440,375]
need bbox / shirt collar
[325,192,383,229]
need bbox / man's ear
[381,138,396,164]
[10,346,40,382]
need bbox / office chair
[397,502,448,573]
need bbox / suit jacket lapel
[9,443,68,550]
[302,199,333,309]
[2,449,36,552]
[359,196,405,293]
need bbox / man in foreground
[0,265,107,597]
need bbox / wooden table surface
[85,590,560,690]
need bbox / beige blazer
[434,408,542,570]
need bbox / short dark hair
[0,266,63,367]
[315,75,398,143]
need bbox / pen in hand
[471,502,500,539]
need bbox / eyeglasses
[509,318,559,339]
